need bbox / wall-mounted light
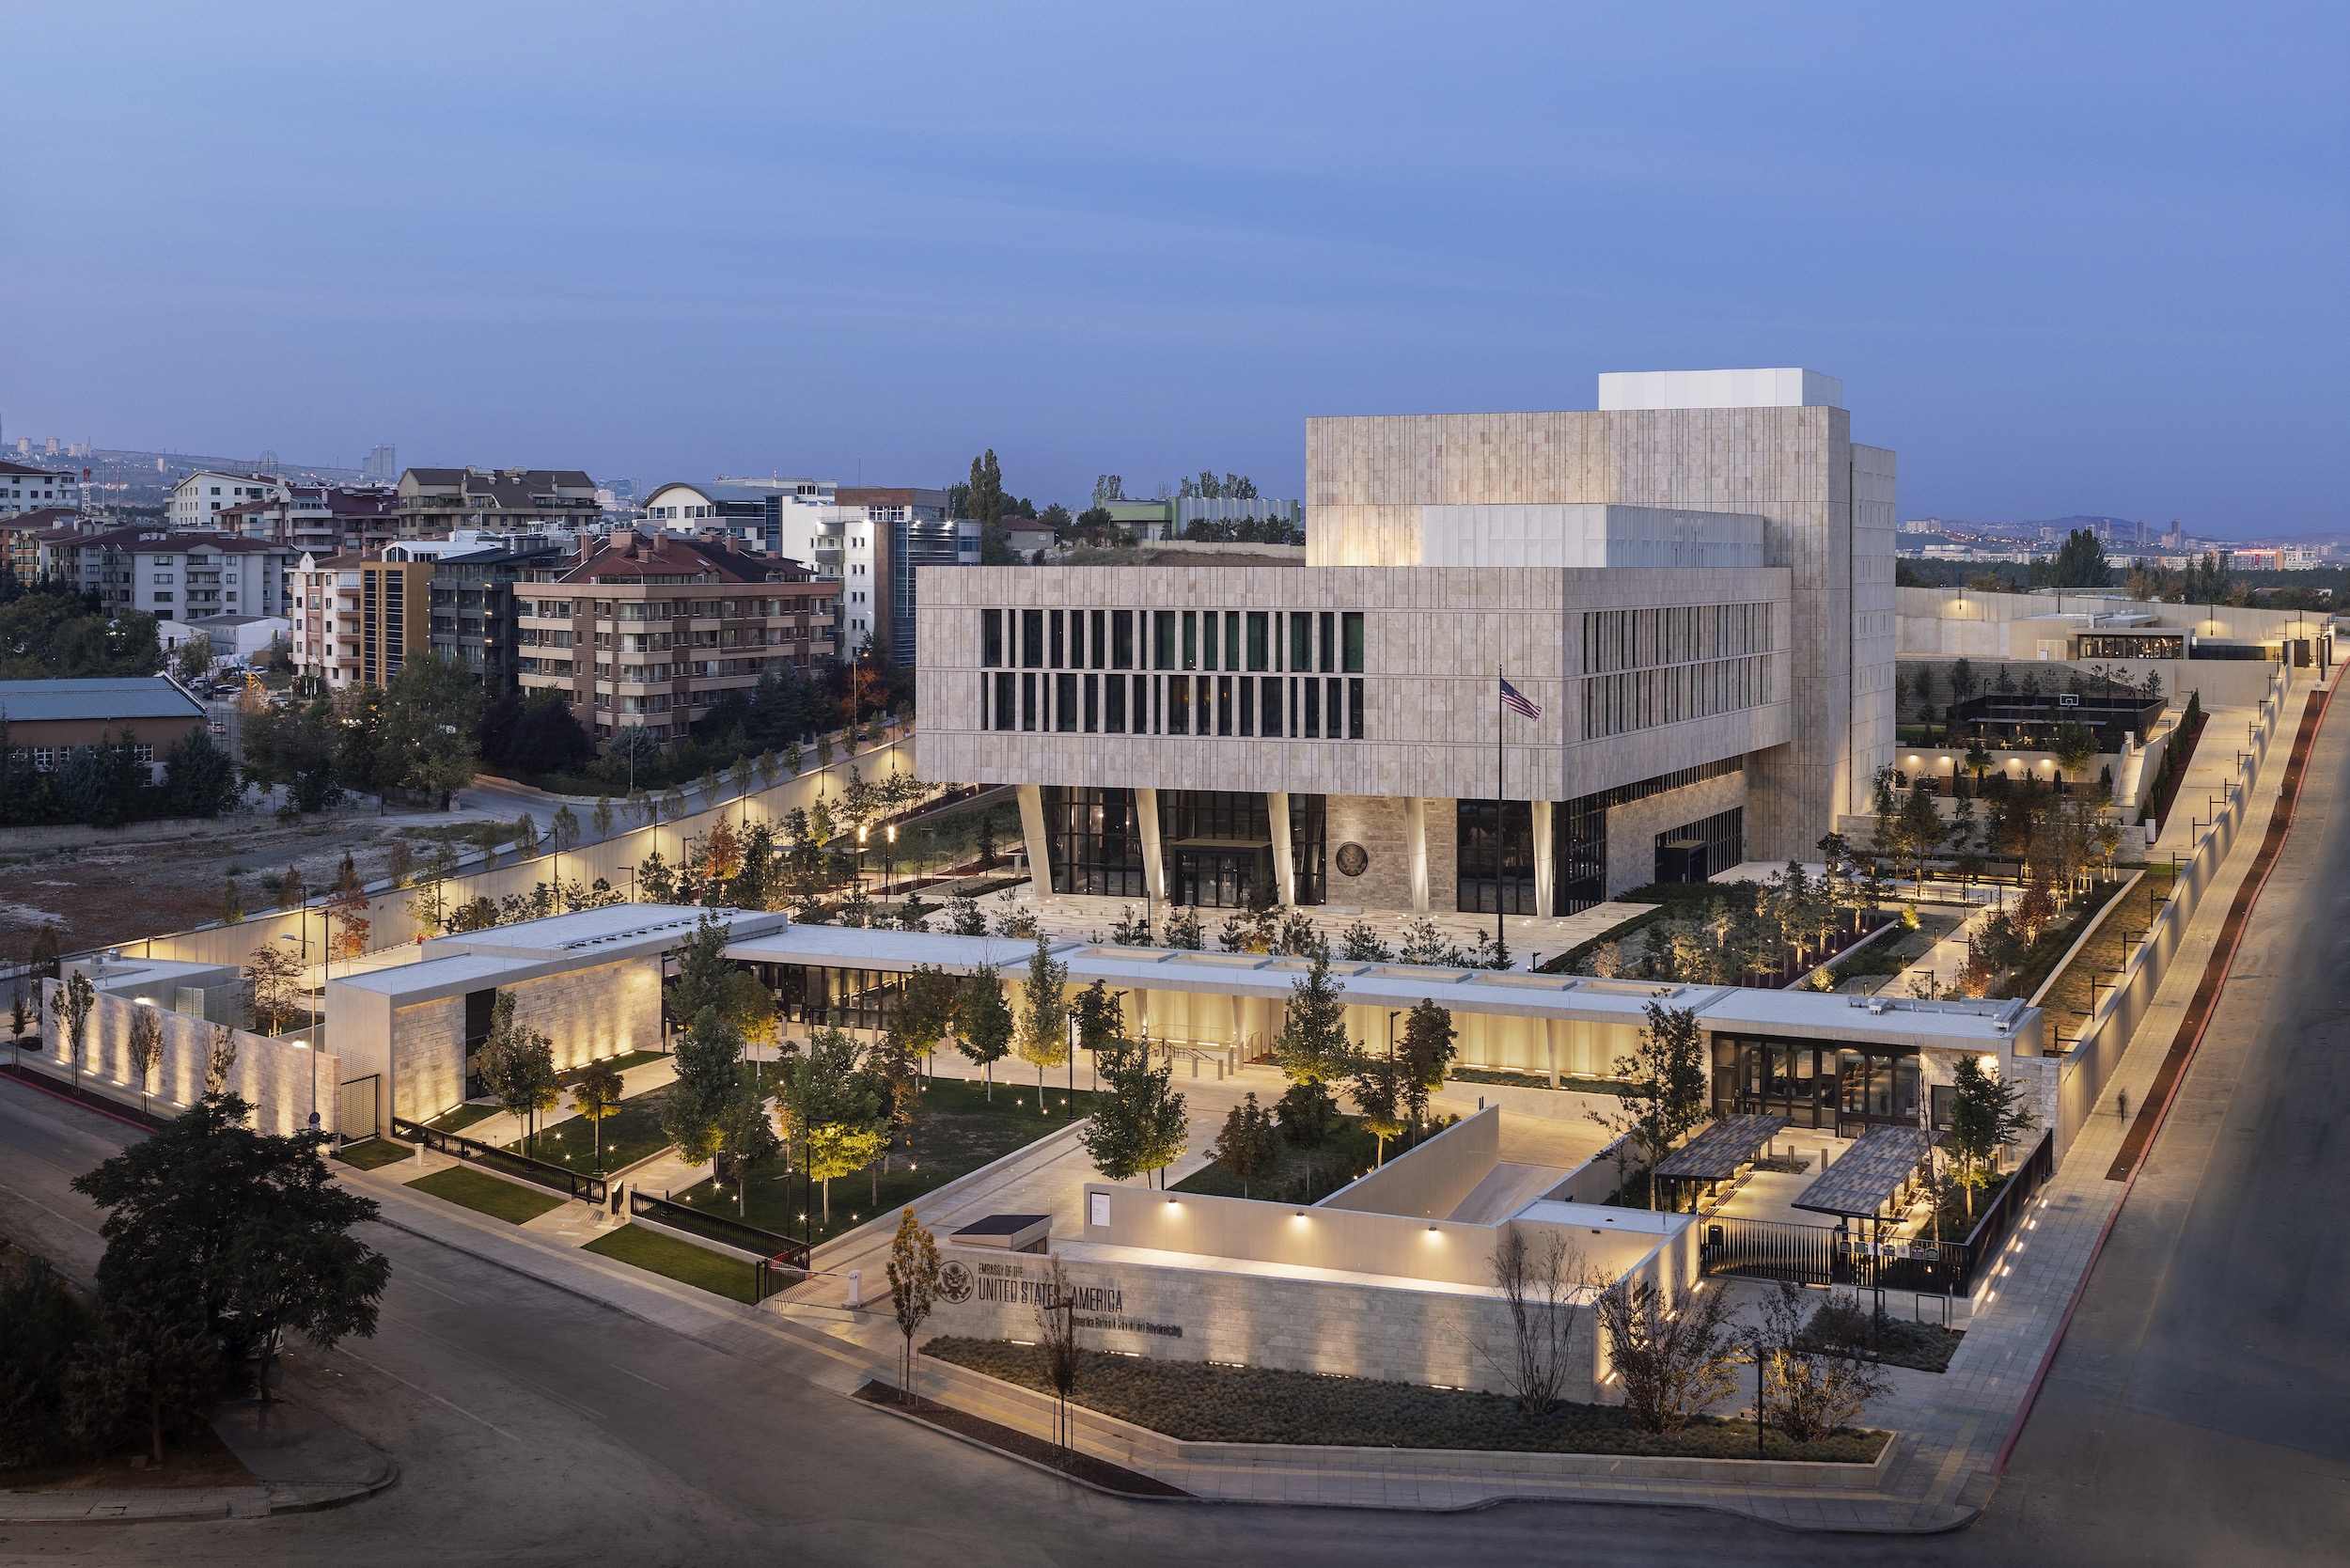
[1164,1195,1178,1205]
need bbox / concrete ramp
[1446,1162,1567,1226]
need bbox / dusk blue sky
[5,3,2342,535]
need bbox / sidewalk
[0,1395,397,1525]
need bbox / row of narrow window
[1583,655,1773,738]
[1583,604,1773,674]
[981,607,1365,674]
[986,671,1366,739]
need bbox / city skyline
[2,3,2342,532]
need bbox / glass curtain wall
[1043,786,1146,898]
[1456,800,1539,914]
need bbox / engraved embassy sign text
[951,1258,1183,1339]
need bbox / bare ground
[0,808,489,958]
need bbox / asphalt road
[2,705,2343,1565]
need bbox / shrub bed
[922,1338,1888,1462]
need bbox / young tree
[887,1208,944,1402]
[1276,1080,1340,1201]
[1205,1091,1281,1197]
[1016,933,1070,1103]
[1272,949,1352,1090]
[781,1027,886,1226]
[220,871,245,925]
[569,1058,625,1171]
[475,994,559,1154]
[71,1094,390,1403]
[715,1079,782,1215]
[1347,1049,1406,1166]
[1034,1255,1081,1459]
[895,964,961,1077]
[1484,1228,1586,1416]
[326,863,371,962]
[664,910,772,1043]
[7,977,37,1067]
[592,795,616,839]
[1896,780,1945,894]
[1945,1057,2037,1219]
[1080,1037,1189,1186]
[204,1023,238,1096]
[955,964,1014,1100]
[1752,1281,1893,1445]
[661,1007,744,1180]
[127,1001,165,1116]
[60,968,95,1087]
[1396,997,1457,1142]
[1592,1276,1742,1435]
[1587,1001,1707,1208]
[2049,719,2098,793]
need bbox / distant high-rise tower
[364,444,398,482]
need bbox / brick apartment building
[514,529,838,748]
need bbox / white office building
[169,471,281,531]
[916,368,1895,918]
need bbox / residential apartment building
[917,367,1895,917]
[2,508,80,582]
[514,529,839,749]
[420,536,572,685]
[0,461,82,518]
[835,486,978,666]
[395,468,600,539]
[219,484,400,556]
[39,526,298,620]
[643,478,976,663]
[291,553,435,689]
[169,471,279,530]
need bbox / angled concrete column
[1015,784,1051,893]
[1267,790,1296,905]
[1404,797,1430,913]
[1136,787,1167,905]
[1531,800,1555,917]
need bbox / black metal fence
[1700,1216,1973,1294]
[628,1188,809,1274]
[1952,1130,2055,1282]
[1699,1130,2056,1298]
[394,1117,607,1204]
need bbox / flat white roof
[723,925,2035,1049]
[423,904,789,961]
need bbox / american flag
[1499,677,1541,721]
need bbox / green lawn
[506,1083,677,1176]
[1174,1113,1390,1205]
[924,1339,1888,1462]
[407,1165,565,1224]
[557,1049,666,1086]
[335,1137,415,1170]
[1449,1067,1638,1098]
[583,1224,758,1303]
[427,1103,502,1136]
[672,1074,1098,1245]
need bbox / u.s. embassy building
[916,368,1895,919]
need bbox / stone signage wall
[926,1243,1599,1401]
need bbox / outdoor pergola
[1793,1122,1936,1238]
[1652,1113,1787,1213]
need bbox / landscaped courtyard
[672,1074,1102,1244]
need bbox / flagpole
[1496,664,1505,966]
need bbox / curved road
[1,705,2342,1564]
